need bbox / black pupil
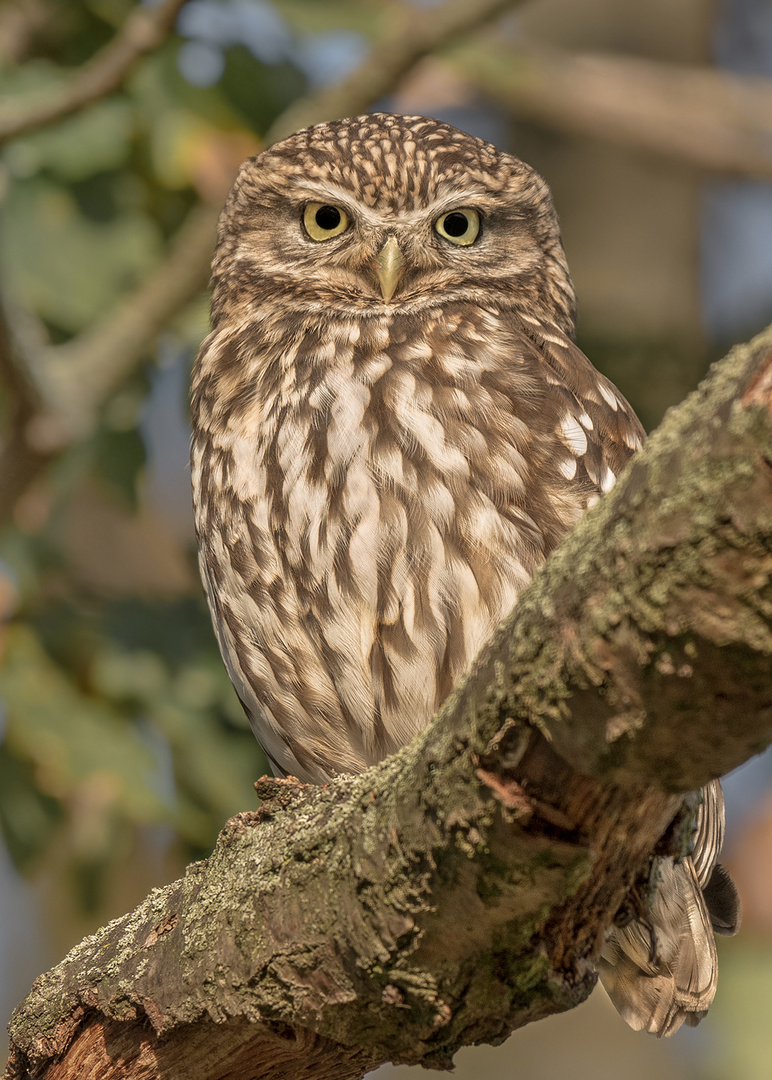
[315,205,341,230]
[443,212,469,237]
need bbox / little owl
[190,113,739,1037]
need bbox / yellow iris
[434,208,480,246]
[303,203,350,241]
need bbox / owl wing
[522,316,646,490]
[598,782,740,1035]
[515,325,741,1034]
[598,854,717,1036]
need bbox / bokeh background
[1,1,772,1076]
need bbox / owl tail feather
[599,858,717,1036]
[598,781,741,1037]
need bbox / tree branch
[0,0,190,146]
[453,41,772,181]
[0,0,194,524]
[5,326,772,1080]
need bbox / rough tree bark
[5,326,772,1080]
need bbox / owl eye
[303,202,350,241]
[434,208,480,246]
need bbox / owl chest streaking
[191,113,737,1037]
[191,112,642,782]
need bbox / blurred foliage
[706,938,772,1080]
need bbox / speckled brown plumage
[190,113,738,1036]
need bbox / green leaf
[0,626,170,833]
[218,47,306,133]
[2,176,161,333]
[0,745,63,869]
[91,425,147,509]
[4,99,135,182]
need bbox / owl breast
[192,301,596,782]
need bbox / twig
[453,41,772,181]
[266,0,521,143]
[31,201,219,446]
[0,0,190,146]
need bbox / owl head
[210,113,576,336]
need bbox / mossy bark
[5,326,772,1080]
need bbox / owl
[190,113,739,1036]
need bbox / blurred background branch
[30,201,218,448]
[269,0,519,140]
[0,0,191,145]
[452,41,772,181]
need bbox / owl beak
[374,236,406,303]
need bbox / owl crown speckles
[191,113,738,1038]
[237,114,539,210]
